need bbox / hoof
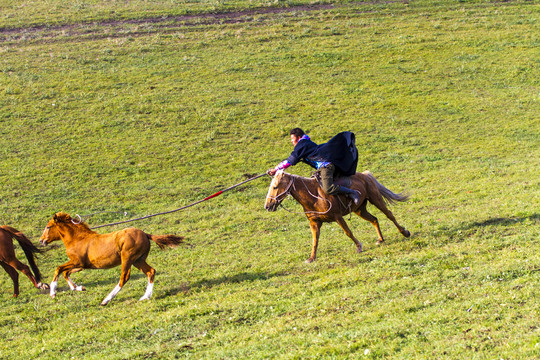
[403,230,411,238]
[100,301,109,306]
[37,282,50,290]
[13,293,19,298]
[356,246,363,253]
[305,257,316,263]
[376,239,384,245]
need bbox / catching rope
[90,173,267,230]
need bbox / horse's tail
[363,171,409,205]
[148,234,185,250]
[0,226,44,282]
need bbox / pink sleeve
[275,160,291,171]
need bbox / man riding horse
[267,128,361,205]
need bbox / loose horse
[39,212,184,305]
[265,171,410,262]
[0,226,48,297]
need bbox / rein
[275,175,333,215]
[89,173,267,230]
[266,176,295,203]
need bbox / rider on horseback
[267,128,361,205]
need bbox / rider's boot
[337,186,361,206]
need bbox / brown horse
[39,212,184,305]
[265,171,410,263]
[0,226,49,297]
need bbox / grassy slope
[1,0,539,359]
[1,0,338,28]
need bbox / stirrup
[349,191,361,205]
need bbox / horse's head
[265,171,294,212]
[39,212,75,246]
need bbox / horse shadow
[156,271,288,299]
[458,213,539,231]
[396,214,539,250]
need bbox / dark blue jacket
[286,131,358,176]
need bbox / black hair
[289,128,305,137]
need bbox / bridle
[72,214,82,224]
[40,215,81,245]
[266,175,295,204]
[268,174,333,215]
[40,225,53,245]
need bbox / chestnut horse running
[265,171,410,263]
[0,226,48,297]
[40,212,184,305]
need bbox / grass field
[1,0,539,358]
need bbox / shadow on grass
[460,214,539,230]
[157,271,288,298]
[420,214,539,248]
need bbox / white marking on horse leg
[139,282,154,301]
[101,283,122,306]
[67,277,76,290]
[67,277,85,291]
[50,280,57,298]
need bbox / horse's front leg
[63,268,85,291]
[50,261,78,299]
[306,219,322,263]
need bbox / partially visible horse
[39,212,184,305]
[0,226,48,297]
[265,171,410,262]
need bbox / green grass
[0,0,298,28]
[0,0,539,359]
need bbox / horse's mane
[76,221,92,231]
[283,171,315,182]
[54,212,93,231]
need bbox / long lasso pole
[90,173,267,230]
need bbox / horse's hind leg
[6,258,40,290]
[1,262,20,297]
[377,205,410,238]
[335,216,363,253]
[367,197,410,240]
[134,260,156,301]
[355,201,385,244]
[101,261,132,306]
